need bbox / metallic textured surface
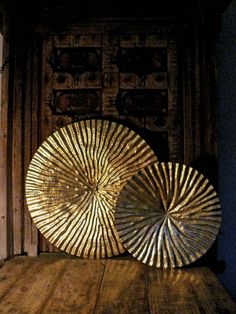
[25,119,157,258]
[115,162,221,268]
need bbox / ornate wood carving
[49,47,102,73]
[116,47,167,74]
[116,89,168,120]
[42,28,180,163]
[52,89,102,115]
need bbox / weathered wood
[0,258,32,299]
[12,27,24,255]
[95,259,149,314]
[28,36,40,255]
[147,266,236,314]
[0,258,66,313]
[0,258,235,313]
[23,36,38,257]
[0,11,11,260]
[182,16,218,167]
[147,267,202,314]
[38,35,54,253]
[182,24,200,164]
[191,267,236,314]
[42,259,105,313]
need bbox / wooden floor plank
[0,258,32,299]
[42,259,105,313]
[190,267,236,314]
[95,259,149,314]
[0,257,235,313]
[0,258,67,313]
[147,266,202,314]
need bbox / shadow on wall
[190,154,218,188]
[216,0,236,301]
[190,155,221,271]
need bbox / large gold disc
[25,119,157,258]
[115,162,221,268]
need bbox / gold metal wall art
[25,119,157,258]
[115,162,221,268]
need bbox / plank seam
[92,260,106,314]
[0,257,35,302]
[37,259,69,313]
[144,265,151,314]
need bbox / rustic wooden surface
[0,11,10,260]
[0,257,235,313]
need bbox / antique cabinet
[0,0,230,258]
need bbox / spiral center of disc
[87,183,99,194]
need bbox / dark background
[216,0,236,301]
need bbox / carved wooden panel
[52,89,102,115]
[41,29,180,164]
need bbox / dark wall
[216,0,236,301]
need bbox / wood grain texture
[0,258,33,299]
[0,14,10,260]
[95,259,149,314]
[0,258,67,313]
[42,259,105,313]
[190,267,236,314]
[147,266,236,314]
[23,35,39,257]
[0,257,235,313]
[147,267,203,314]
[12,26,24,255]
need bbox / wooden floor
[0,256,236,313]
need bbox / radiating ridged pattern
[25,119,157,258]
[115,162,221,268]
